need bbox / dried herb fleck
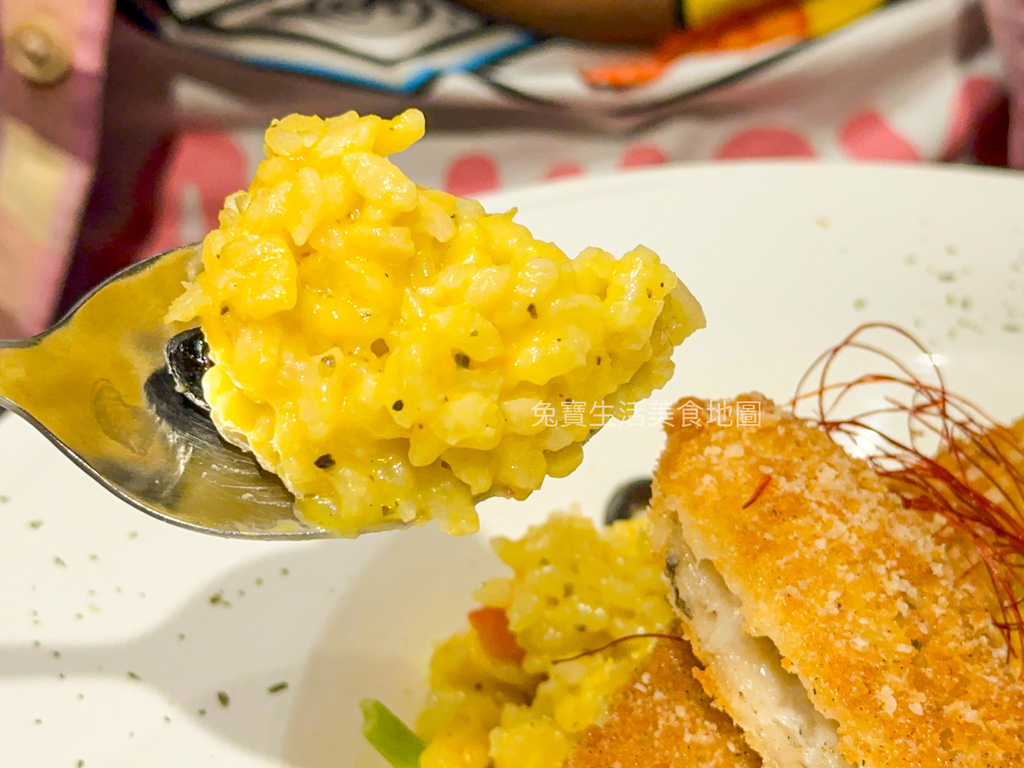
[267,682,289,694]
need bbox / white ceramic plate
[2,164,1024,768]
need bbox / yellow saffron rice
[416,513,675,767]
[166,109,703,535]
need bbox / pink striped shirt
[0,0,112,336]
[0,0,1019,338]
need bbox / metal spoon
[0,244,337,540]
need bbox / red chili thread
[791,322,1024,664]
[551,633,688,665]
[742,474,773,509]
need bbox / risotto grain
[166,109,703,535]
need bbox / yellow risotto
[166,109,704,535]
[416,513,675,767]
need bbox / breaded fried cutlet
[650,395,1024,768]
[566,637,762,768]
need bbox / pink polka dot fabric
[715,128,817,160]
[443,153,501,197]
[543,162,586,180]
[145,0,1009,250]
[838,111,921,162]
[142,133,249,256]
[619,145,669,169]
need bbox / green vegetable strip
[360,698,425,768]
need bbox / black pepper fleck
[454,352,470,368]
[392,400,404,411]
[314,454,336,469]
[527,303,538,319]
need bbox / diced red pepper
[468,607,526,664]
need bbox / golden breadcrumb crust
[650,395,1024,768]
[566,637,762,768]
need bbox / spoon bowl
[0,245,337,539]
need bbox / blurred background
[1,0,1021,338]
